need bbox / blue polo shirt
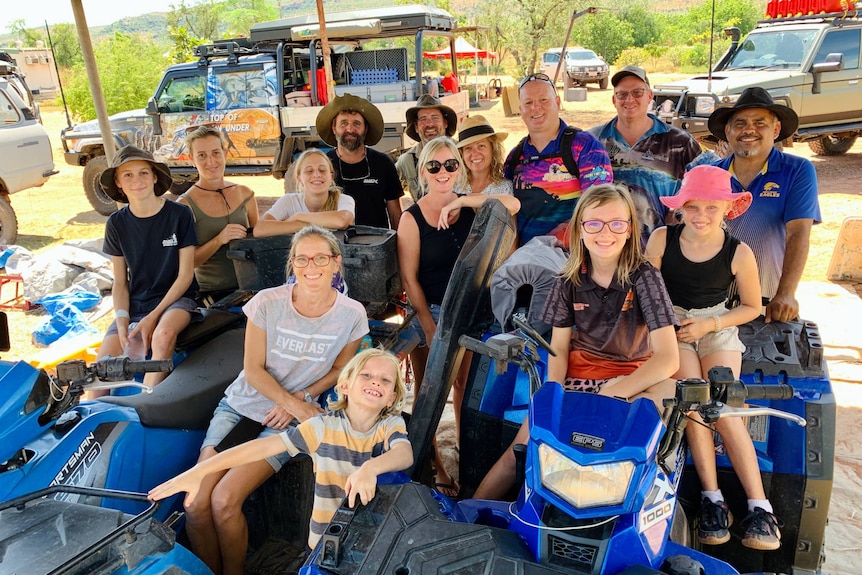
[505,121,612,245]
[590,115,716,236]
[715,147,821,299]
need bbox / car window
[728,29,817,68]
[207,64,279,110]
[568,50,598,60]
[0,90,21,125]
[814,28,861,69]
[157,73,206,112]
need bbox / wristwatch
[303,390,314,403]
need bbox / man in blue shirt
[590,65,716,244]
[709,87,821,322]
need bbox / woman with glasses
[398,136,519,498]
[474,183,679,500]
[254,148,355,238]
[179,126,259,305]
[186,224,368,574]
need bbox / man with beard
[316,94,403,229]
[708,87,820,322]
[589,66,716,244]
[396,95,458,201]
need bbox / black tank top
[406,203,475,305]
[661,224,740,310]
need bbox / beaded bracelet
[713,315,722,332]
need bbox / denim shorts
[202,397,293,472]
[410,303,442,347]
[105,297,201,336]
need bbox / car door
[800,26,862,126]
[0,86,53,194]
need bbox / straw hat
[660,165,752,219]
[456,115,507,148]
[315,94,384,147]
[99,145,172,203]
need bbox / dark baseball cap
[611,65,650,88]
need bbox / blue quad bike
[299,202,835,575]
[0,203,835,575]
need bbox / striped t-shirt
[278,410,409,548]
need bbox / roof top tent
[250,5,458,106]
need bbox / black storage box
[227,226,400,303]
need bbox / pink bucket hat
[660,165,753,219]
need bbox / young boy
[148,348,413,551]
[98,145,199,388]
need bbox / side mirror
[812,53,844,94]
[146,97,163,136]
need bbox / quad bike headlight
[539,443,634,509]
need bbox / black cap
[611,65,650,88]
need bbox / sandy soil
[4,82,861,572]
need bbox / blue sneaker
[698,498,732,545]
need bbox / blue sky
[2,0,177,32]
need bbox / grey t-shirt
[225,283,369,421]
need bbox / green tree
[622,5,662,48]
[47,24,83,69]
[580,11,634,64]
[65,33,168,121]
[6,19,44,45]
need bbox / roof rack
[193,39,257,65]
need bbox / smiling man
[315,94,403,229]
[589,66,715,243]
[504,73,612,245]
[708,87,821,322]
[396,94,458,202]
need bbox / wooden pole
[315,0,335,103]
[70,0,115,159]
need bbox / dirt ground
[4,80,861,572]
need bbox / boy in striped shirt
[149,349,412,551]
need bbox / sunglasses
[424,158,460,174]
[519,72,554,89]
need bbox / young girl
[646,165,780,551]
[254,148,355,237]
[474,183,679,500]
[97,145,199,389]
[149,348,412,557]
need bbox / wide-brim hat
[405,94,457,142]
[99,145,172,203]
[660,165,752,219]
[707,87,799,142]
[456,115,507,148]
[315,94,384,147]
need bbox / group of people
[92,63,819,573]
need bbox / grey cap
[611,65,650,88]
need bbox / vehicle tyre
[0,197,18,245]
[808,135,857,156]
[599,77,609,90]
[82,155,119,216]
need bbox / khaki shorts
[673,303,746,358]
